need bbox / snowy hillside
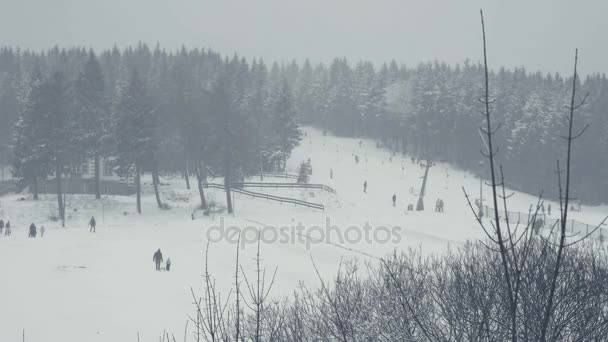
[0,127,605,341]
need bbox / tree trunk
[94,153,101,199]
[195,161,208,210]
[184,160,191,190]
[416,159,432,211]
[224,157,233,214]
[135,163,142,214]
[32,176,39,200]
[56,161,65,227]
[152,168,163,209]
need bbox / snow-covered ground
[0,127,605,341]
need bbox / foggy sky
[0,0,606,76]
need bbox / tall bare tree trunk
[224,156,233,214]
[195,161,207,210]
[94,153,101,199]
[184,159,191,190]
[56,161,65,227]
[539,48,582,342]
[152,168,163,209]
[416,159,432,211]
[135,163,142,214]
[32,176,39,200]
[479,11,517,341]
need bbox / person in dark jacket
[166,258,171,271]
[89,216,96,233]
[5,221,10,236]
[363,181,367,193]
[153,249,163,271]
[0,219,4,235]
[392,194,397,207]
[29,223,37,238]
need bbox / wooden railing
[233,182,336,194]
[203,183,325,210]
[256,172,299,180]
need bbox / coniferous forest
[0,45,607,204]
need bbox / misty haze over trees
[1,9,608,338]
[1,45,607,206]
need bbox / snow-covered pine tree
[73,51,109,199]
[44,71,76,226]
[12,70,48,199]
[114,69,159,214]
[268,79,302,171]
[297,160,311,184]
[294,59,314,124]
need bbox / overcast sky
[0,0,606,75]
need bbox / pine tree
[114,69,159,213]
[44,71,75,226]
[297,160,311,184]
[268,80,302,171]
[12,70,48,199]
[73,51,108,199]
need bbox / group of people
[153,248,171,272]
[28,223,45,238]
[0,219,11,236]
[2,216,98,239]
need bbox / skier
[153,249,163,271]
[89,216,96,233]
[29,223,37,238]
[166,258,171,272]
[0,219,4,235]
[392,194,396,207]
[363,181,367,193]
[40,225,45,238]
[5,221,10,236]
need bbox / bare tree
[240,234,278,341]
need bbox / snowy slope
[0,127,605,341]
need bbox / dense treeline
[0,45,302,217]
[1,45,607,205]
[291,58,608,204]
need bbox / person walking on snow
[363,181,368,193]
[5,221,11,236]
[0,219,4,235]
[29,223,37,238]
[392,194,397,207]
[166,258,171,272]
[89,216,96,233]
[153,249,163,271]
[40,225,45,238]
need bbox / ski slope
[0,127,605,341]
